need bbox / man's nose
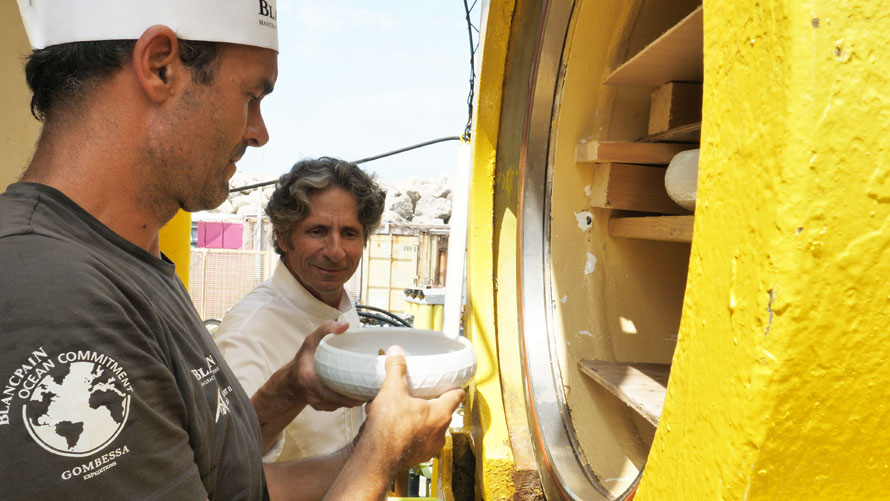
[323,234,346,262]
[244,102,270,147]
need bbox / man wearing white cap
[0,1,463,499]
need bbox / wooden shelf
[648,82,702,136]
[578,360,670,426]
[609,215,694,243]
[589,163,689,215]
[603,6,703,87]
[641,122,701,143]
[576,141,695,165]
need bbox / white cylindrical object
[442,142,472,339]
[664,148,700,211]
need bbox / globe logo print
[23,361,130,458]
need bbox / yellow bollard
[402,288,445,331]
[158,209,191,287]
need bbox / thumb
[381,345,409,392]
[305,319,350,348]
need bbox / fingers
[303,319,350,349]
[429,388,465,418]
[381,345,409,392]
[291,319,356,412]
[308,385,364,410]
[326,319,350,333]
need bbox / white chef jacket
[215,260,363,463]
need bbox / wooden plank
[589,163,689,215]
[609,215,694,243]
[603,6,703,87]
[648,82,702,135]
[578,360,670,426]
[640,122,701,143]
[575,141,694,165]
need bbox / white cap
[17,0,278,52]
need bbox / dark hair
[24,39,218,121]
[267,157,387,255]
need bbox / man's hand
[277,343,467,500]
[320,344,466,501]
[363,345,465,470]
[251,319,362,453]
[284,320,364,411]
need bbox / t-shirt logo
[215,387,230,423]
[20,351,132,458]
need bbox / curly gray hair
[266,157,386,255]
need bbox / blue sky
[236,1,479,184]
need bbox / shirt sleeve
[215,328,286,462]
[215,328,274,398]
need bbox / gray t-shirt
[0,183,267,500]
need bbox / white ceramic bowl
[314,327,476,400]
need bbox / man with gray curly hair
[216,157,386,464]
[268,157,386,252]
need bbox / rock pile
[199,172,273,218]
[380,176,453,225]
[208,172,453,226]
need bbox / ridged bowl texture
[314,327,476,400]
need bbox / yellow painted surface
[1,4,41,190]
[486,0,551,489]
[639,1,890,498]
[540,1,700,495]
[405,302,444,331]
[473,1,700,496]
[465,1,519,499]
[430,457,438,498]
[493,203,536,471]
[437,433,454,500]
[159,210,192,287]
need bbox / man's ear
[132,25,182,103]
[275,230,291,251]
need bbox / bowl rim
[317,328,473,362]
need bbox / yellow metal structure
[405,301,445,331]
[637,1,890,498]
[464,1,532,500]
[159,210,192,288]
[1,0,41,190]
[468,0,890,499]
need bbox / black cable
[229,136,462,193]
[358,311,406,327]
[356,304,413,328]
[462,0,477,142]
[230,5,478,194]
[350,136,461,165]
